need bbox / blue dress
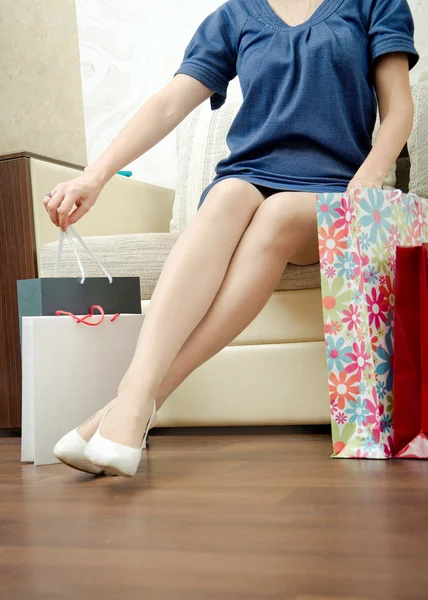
[173,0,419,209]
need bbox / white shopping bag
[21,313,144,465]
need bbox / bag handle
[55,226,113,285]
[55,305,120,326]
[389,189,421,203]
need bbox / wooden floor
[1,429,428,600]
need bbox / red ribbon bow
[55,305,120,326]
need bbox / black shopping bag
[17,226,141,336]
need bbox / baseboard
[149,424,332,436]
[0,428,21,437]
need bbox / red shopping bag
[393,244,428,458]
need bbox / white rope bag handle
[389,189,421,203]
[55,226,113,285]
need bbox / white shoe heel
[53,409,107,475]
[83,401,157,477]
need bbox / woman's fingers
[46,190,65,227]
[67,202,89,227]
[44,188,83,230]
[57,191,81,231]
[43,174,102,229]
[43,189,57,208]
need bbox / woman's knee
[197,178,264,225]
[253,191,319,262]
[252,193,304,246]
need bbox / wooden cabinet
[0,151,83,428]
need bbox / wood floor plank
[1,432,428,599]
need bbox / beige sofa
[38,82,426,428]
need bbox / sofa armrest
[30,158,175,250]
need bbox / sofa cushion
[171,99,398,235]
[155,340,330,426]
[39,232,321,300]
[408,80,428,199]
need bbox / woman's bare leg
[109,190,318,446]
[150,191,319,407]
[79,190,319,443]
[78,178,265,445]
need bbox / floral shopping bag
[316,187,428,459]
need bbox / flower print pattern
[383,435,393,459]
[316,187,427,459]
[363,364,378,386]
[386,225,401,250]
[365,390,380,427]
[345,397,370,427]
[319,225,347,264]
[345,341,371,378]
[413,200,427,238]
[364,265,378,285]
[360,231,370,251]
[326,336,353,371]
[388,252,396,273]
[380,413,393,433]
[406,224,421,247]
[350,449,370,458]
[360,188,392,243]
[350,218,362,239]
[317,193,342,227]
[366,288,388,330]
[324,320,341,336]
[352,288,363,304]
[330,401,340,415]
[329,371,359,410]
[342,304,361,331]
[362,436,377,454]
[335,412,347,425]
[321,276,353,323]
[379,274,394,311]
[372,240,390,274]
[376,329,394,392]
[335,195,355,235]
[391,203,407,236]
[351,240,370,295]
[334,251,358,279]
[375,380,387,400]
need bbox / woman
[50,0,419,477]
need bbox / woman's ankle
[115,390,156,415]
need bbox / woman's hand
[346,173,384,194]
[43,169,106,232]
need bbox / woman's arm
[85,74,213,185]
[45,74,214,230]
[347,52,414,192]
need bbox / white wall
[76,0,428,189]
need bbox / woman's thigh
[254,190,320,266]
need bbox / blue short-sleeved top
[173,0,419,208]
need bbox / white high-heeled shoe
[53,409,108,474]
[83,401,157,477]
